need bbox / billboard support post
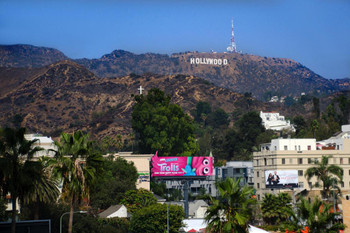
[183,180,189,218]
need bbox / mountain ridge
[0,44,349,101]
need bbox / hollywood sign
[190,57,228,66]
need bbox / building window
[299,182,304,188]
[284,145,288,150]
[308,158,312,164]
[258,194,260,201]
[340,158,343,165]
[257,183,260,189]
[295,145,297,150]
[257,171,259,178]
[298,158,303,164]
[271,159,274,165]
[298,170,303,176]
[256,160,259,166]
[282,158,285,164]
[334,158,337,164]
[309,182,312,188]
[298,145,301,151]
[307,145,311,150]
[264,158,267,166]
[274,146,277,151]
[341,182,344,188]
[337,145,339,150]
[235,168,240,173]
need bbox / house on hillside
[259,111,295,132]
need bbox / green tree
[261,193,292,225]
[100,135,124,153]
[293,116,307,137]
[312,97,320,119]
[336,95,350,125]
[0,127,43,233]
[284,197,344,233]
[131,88,198,155]
[205,108,229,129]
[311,119,319,139]
[52,131,103,233]
[90,157,138,209]
[205,178,256,233]
[21,157,60,220]
[129,203,184,233]
[193,101,212,123]
[120,189,157,213]
[0,196,7,221]
[305,155,343,199]
[236,111,265,159]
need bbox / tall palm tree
[0,127,43,233]
[205,178,256,233]
[21,157,60,220]
[51,131,102,233]
[305,155,343,199]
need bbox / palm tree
[284,197,344,233]
[261,193,292,225]
[311,119,319,139]
[304,155,343,199]
[205,178,256,233]
[0,127,43,233]
[51,131,102,233]
[21,157,60,220]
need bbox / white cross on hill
[138,86,144,95]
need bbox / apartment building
[254,125,350,201]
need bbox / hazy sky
[1,0,349,79]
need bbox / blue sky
[0,0,349,79]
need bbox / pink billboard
[151,152,213,177]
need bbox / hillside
[0,44,348,100]
[75,50,349,99]
[0,44,67,67]
[0,60,290,138]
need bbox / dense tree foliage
[0,127,44,233]
[0,197,7,221]
[21,157,60,220]
[261,193,292,225]
[192,101,212,123]
[205,108,229,129]
[129,203,184,233]
[90,157,138,210]
[209,111,266,161]
[120,189,157,213]
[131,88,198,155]
[205,178,256,233]
[284,197,345,233]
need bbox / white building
[259,111,295,132]
[253,124,350,201]
[24,134,56,157]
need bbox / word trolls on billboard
[151,152,213,177]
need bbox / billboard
[265,170,298,188]
[151,153,213,177]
